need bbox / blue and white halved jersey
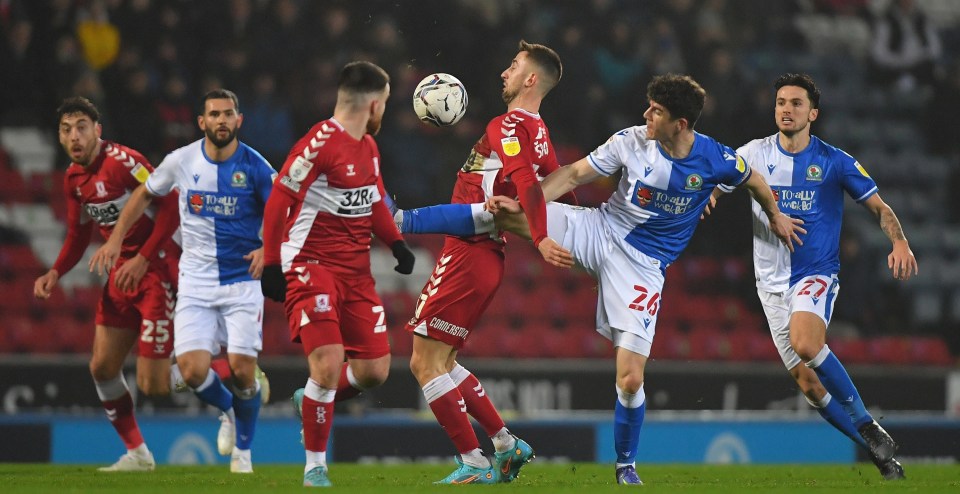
[146,139,276,287]
[588,126,751,267]
[737,134,877,292]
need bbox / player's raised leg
[91,325,156,472]
[410,337,496,484]
[395,203,494,236]
[449,362,534,482]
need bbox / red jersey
[53,140,178,275]
[453,108,559,247]
[268,118,402,276]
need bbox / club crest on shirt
[313,294,331,313]
[231,171,247,188]
[289,156,313,182]
[500,136,520,157]
[684,174,703,191]
[189,192,204,214]
[806,164,823,181]
[636,185,653,207]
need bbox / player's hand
[888,240,918,281]
[89,238,122,276]
[244,247,265,279]
[114,254,148,293]
[34,269,60,299]
[701,189,720,220]
[260,264,286,302]
[391,240,415,274]
[769,212,806,253]
[537,237,574,269]
[485,195,522,214]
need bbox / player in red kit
[33,97,180,471]
[260,61,414,488]
[405,40,574,484]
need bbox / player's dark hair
[519,39,562,92]
[56,96,100,123]
[646,74,705,128]
[338,61,390,94]
[775,73,821,109]
[200,88,240,115]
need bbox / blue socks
[233,388,261,450]
[614,385,645,465]
[194,370,234,412]
[401,203,480,236]
[807,345,872,429]
[811,393,868,449]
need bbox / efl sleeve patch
[130,163,150,183]
[500,136,520,157]
[736,155,746,173]
[854,162,871,178]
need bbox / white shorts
[547,202,662,357]
[174,280,264,358]
[758,274,840,369]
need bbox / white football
[413,73,468,127]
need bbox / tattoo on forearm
[879,207,906,241]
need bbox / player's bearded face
[366,87,390,135]
[500,52,527,105]
[58,113,101,166]
[200,98,241,149]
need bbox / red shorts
[404,238,504,349]
[283,262,389,359]
[96,251,178,359]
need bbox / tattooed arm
[861,194,918,281]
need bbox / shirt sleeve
[51,175,93,274]
[490,117,548,246]
[586,129,631,176]
[716,142,751,189]
[840,155,878,203]
[370,176,403,246]
[273,128,326,201]
[144,152,179,197]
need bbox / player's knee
[138,375,170,396]
[617,373,644,395]
[792,341,822,362]
[356,367,389,389]
[89,359,121,382]
[408,352,441,383]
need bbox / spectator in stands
[869,0,942,92]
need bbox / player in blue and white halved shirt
[484,75,804,485]
[712,73,917,480]
[92,89,277,474]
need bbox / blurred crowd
[1,0,959,348]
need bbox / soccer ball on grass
[412,73,468,127]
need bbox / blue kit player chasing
[399,74,805,485]
[710,73,917,480]
[91,89,276,473]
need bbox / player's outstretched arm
[540,157,600,203]
[741,169,806,252]
[89,184,155,275]
[861,193,918,281]
[38,180,93,298]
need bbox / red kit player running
[260,61,415,487]
[33,96,180,471]
[405,40,574,484]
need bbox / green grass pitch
[3,463,960,493]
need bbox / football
[412,73,468,127]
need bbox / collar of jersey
[775,134,818,158]
[200,138,243,166]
